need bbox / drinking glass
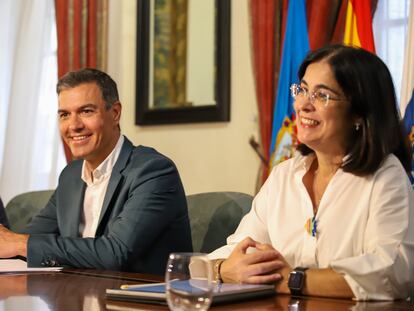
[165,253,213,311]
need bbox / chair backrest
[0,197,9,228]
[5,190,54,232]
[186,192,253,253]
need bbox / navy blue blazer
[24,137,192,275]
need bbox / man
[0,68,192,275]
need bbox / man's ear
[112,101,122,123]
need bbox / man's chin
[68,149,90,160]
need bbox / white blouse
[209,153,414,300]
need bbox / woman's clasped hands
[220,237,292,286]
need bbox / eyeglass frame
[290,83,346,108]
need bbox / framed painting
[135,0,231,125]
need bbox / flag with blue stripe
[401,1,414,185]
[269,0,310,167]
[403,90,414,184]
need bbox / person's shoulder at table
[129,144,179,171]
[59,137,180,179]
[269,153,410,180]
[376,153,408,172]
[268,152,310,176]
[373,153,413,185]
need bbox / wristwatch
[288,267,308,296]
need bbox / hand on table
[220,237,291,284]
[0,275,28,299]
[0,224,29,258]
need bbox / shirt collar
[295,152,316,174]
[81,135,125,185]
[295,151,349,174]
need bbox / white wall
[107,0,260,195]
[186,0,215,105]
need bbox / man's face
[58,82,121,170]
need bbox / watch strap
[288,267,308,296]
[294,267,308,272]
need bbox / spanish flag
[343,0,375,53]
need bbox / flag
[401,0,414,182]
[403,91,414,136]
[343,0,375,52]
[269,0,309,167]
[401,0,414,117]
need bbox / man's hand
[220,237,288,284]
[0,275,28,299]
[0,225,29,258]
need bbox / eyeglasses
[290,83,345,108]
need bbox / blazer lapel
[58,161,86,237]
[97,138,134,228]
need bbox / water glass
[165,253,213,311]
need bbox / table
[0,270,412,310]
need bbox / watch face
[288,270,305,290]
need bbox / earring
[355,123,361,131]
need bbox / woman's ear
[353,116,363,131]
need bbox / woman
[210,45,414,300]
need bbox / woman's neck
[313,151,344,176]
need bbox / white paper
[0,259,62,273]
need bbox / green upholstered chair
[5,190,254,253]
[5,190,53,233]
[186,192,253,253]
[0,197,9,228]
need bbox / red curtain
[250,0,288,185]
[55,0,108,162]
[307,0,347,49]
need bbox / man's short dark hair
[57,68,119,109]
[296,44,411,175]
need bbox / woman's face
[294,61,355,155]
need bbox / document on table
[106,281,276,305]
[0,259,62,273]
